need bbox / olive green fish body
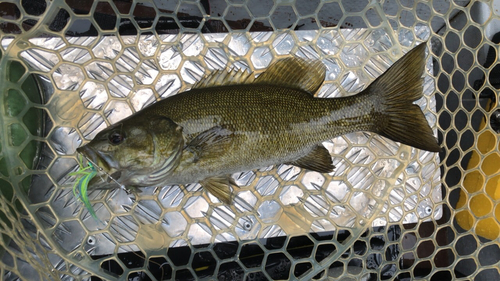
[141,85,373,184]
[77,43,440,204]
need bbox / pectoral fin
[286,145,335,173]
[200,176,237,204]
[187,126,233,162]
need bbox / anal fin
[200,175,237,204]
[286,145,335,173]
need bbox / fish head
[77,115,184,187]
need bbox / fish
[77,42,440,204]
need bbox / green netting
[0,0,499,280]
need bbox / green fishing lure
[70,155,98,220]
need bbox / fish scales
[141,84,374,177]
[77,43,440,204]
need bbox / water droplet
[400,152,408,160]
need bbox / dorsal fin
[254,57,326,94]
[192,68,255,89]
[192,58,326,95]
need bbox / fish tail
[364,43,440,152]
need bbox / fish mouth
[76,145,126,186]
[76,146,113,174]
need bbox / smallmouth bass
[77,43,440,204]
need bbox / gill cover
[140,116,185,185]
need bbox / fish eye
[108,132,125,145]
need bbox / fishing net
[0,0,498,280]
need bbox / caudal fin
[365,43,440,152]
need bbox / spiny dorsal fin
[255,57,326,95]
[192,68,255,89]
[192,58,326,95]
[286,145,335,173]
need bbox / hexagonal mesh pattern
[0,0,498,280]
